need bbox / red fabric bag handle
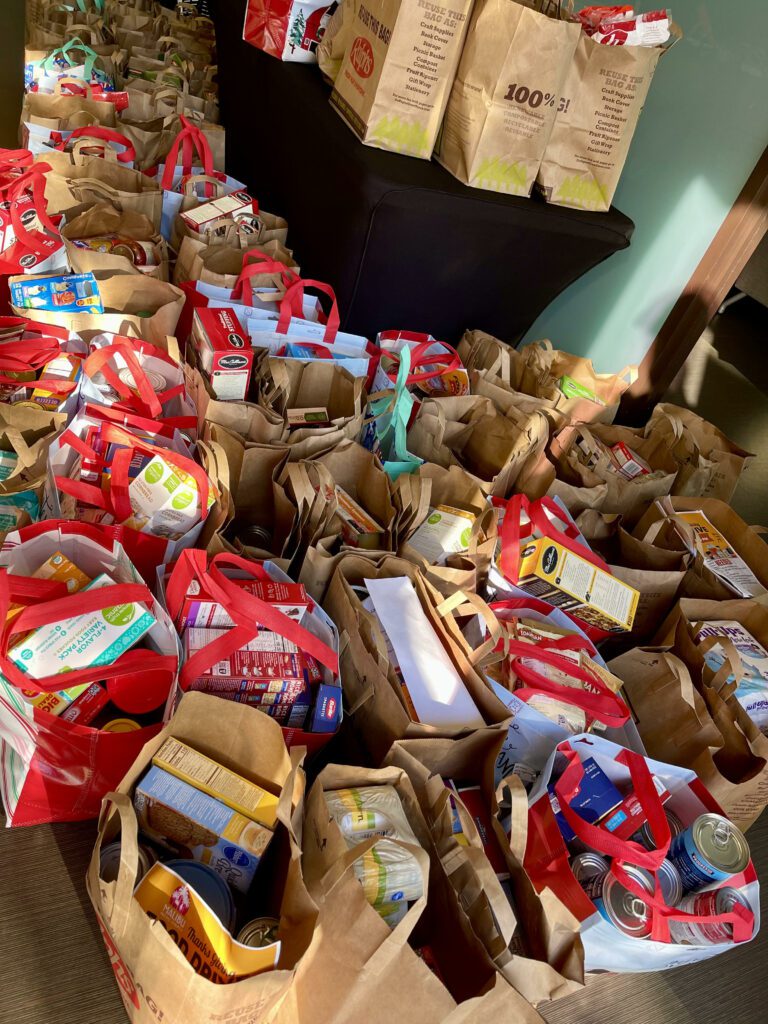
[378,340,461,386]
[6,167,61,250]
[506,640,629,728]
[0,571,174,711]
[276,280,340,343]
[231,258,299,304]
[0,149,34,173]
[82,401,197,439]
[499,495,610,583]
[55,422,210,524]
[84,341,166,418]
[177,553,337,690]
[160,117,213,188]
[554,746,669,868]
[56,126,136,165]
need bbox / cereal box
[10,272,103,313]
[134,766,274,893]
[695,620,768,734]
[174,576,310,631]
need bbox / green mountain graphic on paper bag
[473,157,529,194]
[555,175,611,210]
[371,116,431,157]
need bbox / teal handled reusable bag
[364,345,423,480]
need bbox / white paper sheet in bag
[364,576,484,729]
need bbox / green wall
[522,1,768,372]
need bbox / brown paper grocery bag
[317,0,359,85]
[518,339,638,424]
[537,26,680,211]
[41,150,163,228]
[0,404,66,513]
[634,496,768,605]
[174,236,297,288]
[314,440,397,550]
[437,0,580,196]
[61,202,169,280]
[644,402,754,503]
[386,733,584,1004]
[85,692,317,1024]
[10,272,185,346]
[330,0,473,159]
[458,329,526,389]
[546,422,678,524]
[323,558,510,764]
[612,630,768,834]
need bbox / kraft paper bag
[62,202,169,280]
[317,0,359,84]
[85,692,318,1024]
[537,26,679,211]
[330,0,473,159]
[457,329,526,390]
[296,762,544,1024]
[437,0,580,196]
[11,272,185,346]
[644,402,754,503]
[612,632,768,834]
[518,339,638,424]
[323,558,510,764]
[0,404,66,513]
[546,422,678,525]
[41,150,163,228]
[386,733,584,1005]
[314,440,397,550]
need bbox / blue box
[548,757,623,843]
[11,273,103,314]
[309,683,342,733]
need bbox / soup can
[634,808,685,850]
[655,859,684,907]
[100,839,158,883]
[165,859,236,933]
[668,814,750,893]
[237,917,280,948]
[581,865,654,938]
[571,852,609,883]
[668,887,753,945]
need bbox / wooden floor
[2,300,768,1023]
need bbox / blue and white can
[668,814,750,893]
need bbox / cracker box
[134,765,274,893]
[516,537,639,633]
[10,272,103,313]
[174,576,310,630]
[20,683,91,717]
[152,738,279,827]
[8,573,155,677]
[610,441,651,480]
[407,504,475,564]
[558,375,605,407]
[59,682,109,725]
[191,307,253,402]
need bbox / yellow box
[152,737,279,828]
[517,537,639,633]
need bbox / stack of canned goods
[573,813,752,944]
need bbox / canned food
[73,235,158,267]
[100,839,157,883]
[581,865,654,938]
[237,916,280,947]
[669,814,750,892]
[117,366,168,393]
[571,852,609,882]
[668,887,753,945]
[634,808,684,850]
[164,859,236,932]
[655,859,684,907]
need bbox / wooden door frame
[620,146,768,421]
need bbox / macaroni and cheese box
[152,738,279,828]
[134,765,274,892]
[516,538,639,633]
[10,273,103,313]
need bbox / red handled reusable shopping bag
[372,331,470,398]
[244,0,335,63]
[524,734,760,971]
[79,335,197,436]
[0,162,67,275]
[488,494,616,643]
[163,549,342,753]
[0,323,84,419]
[0,521,179,826]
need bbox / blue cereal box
[11,273,103,314]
